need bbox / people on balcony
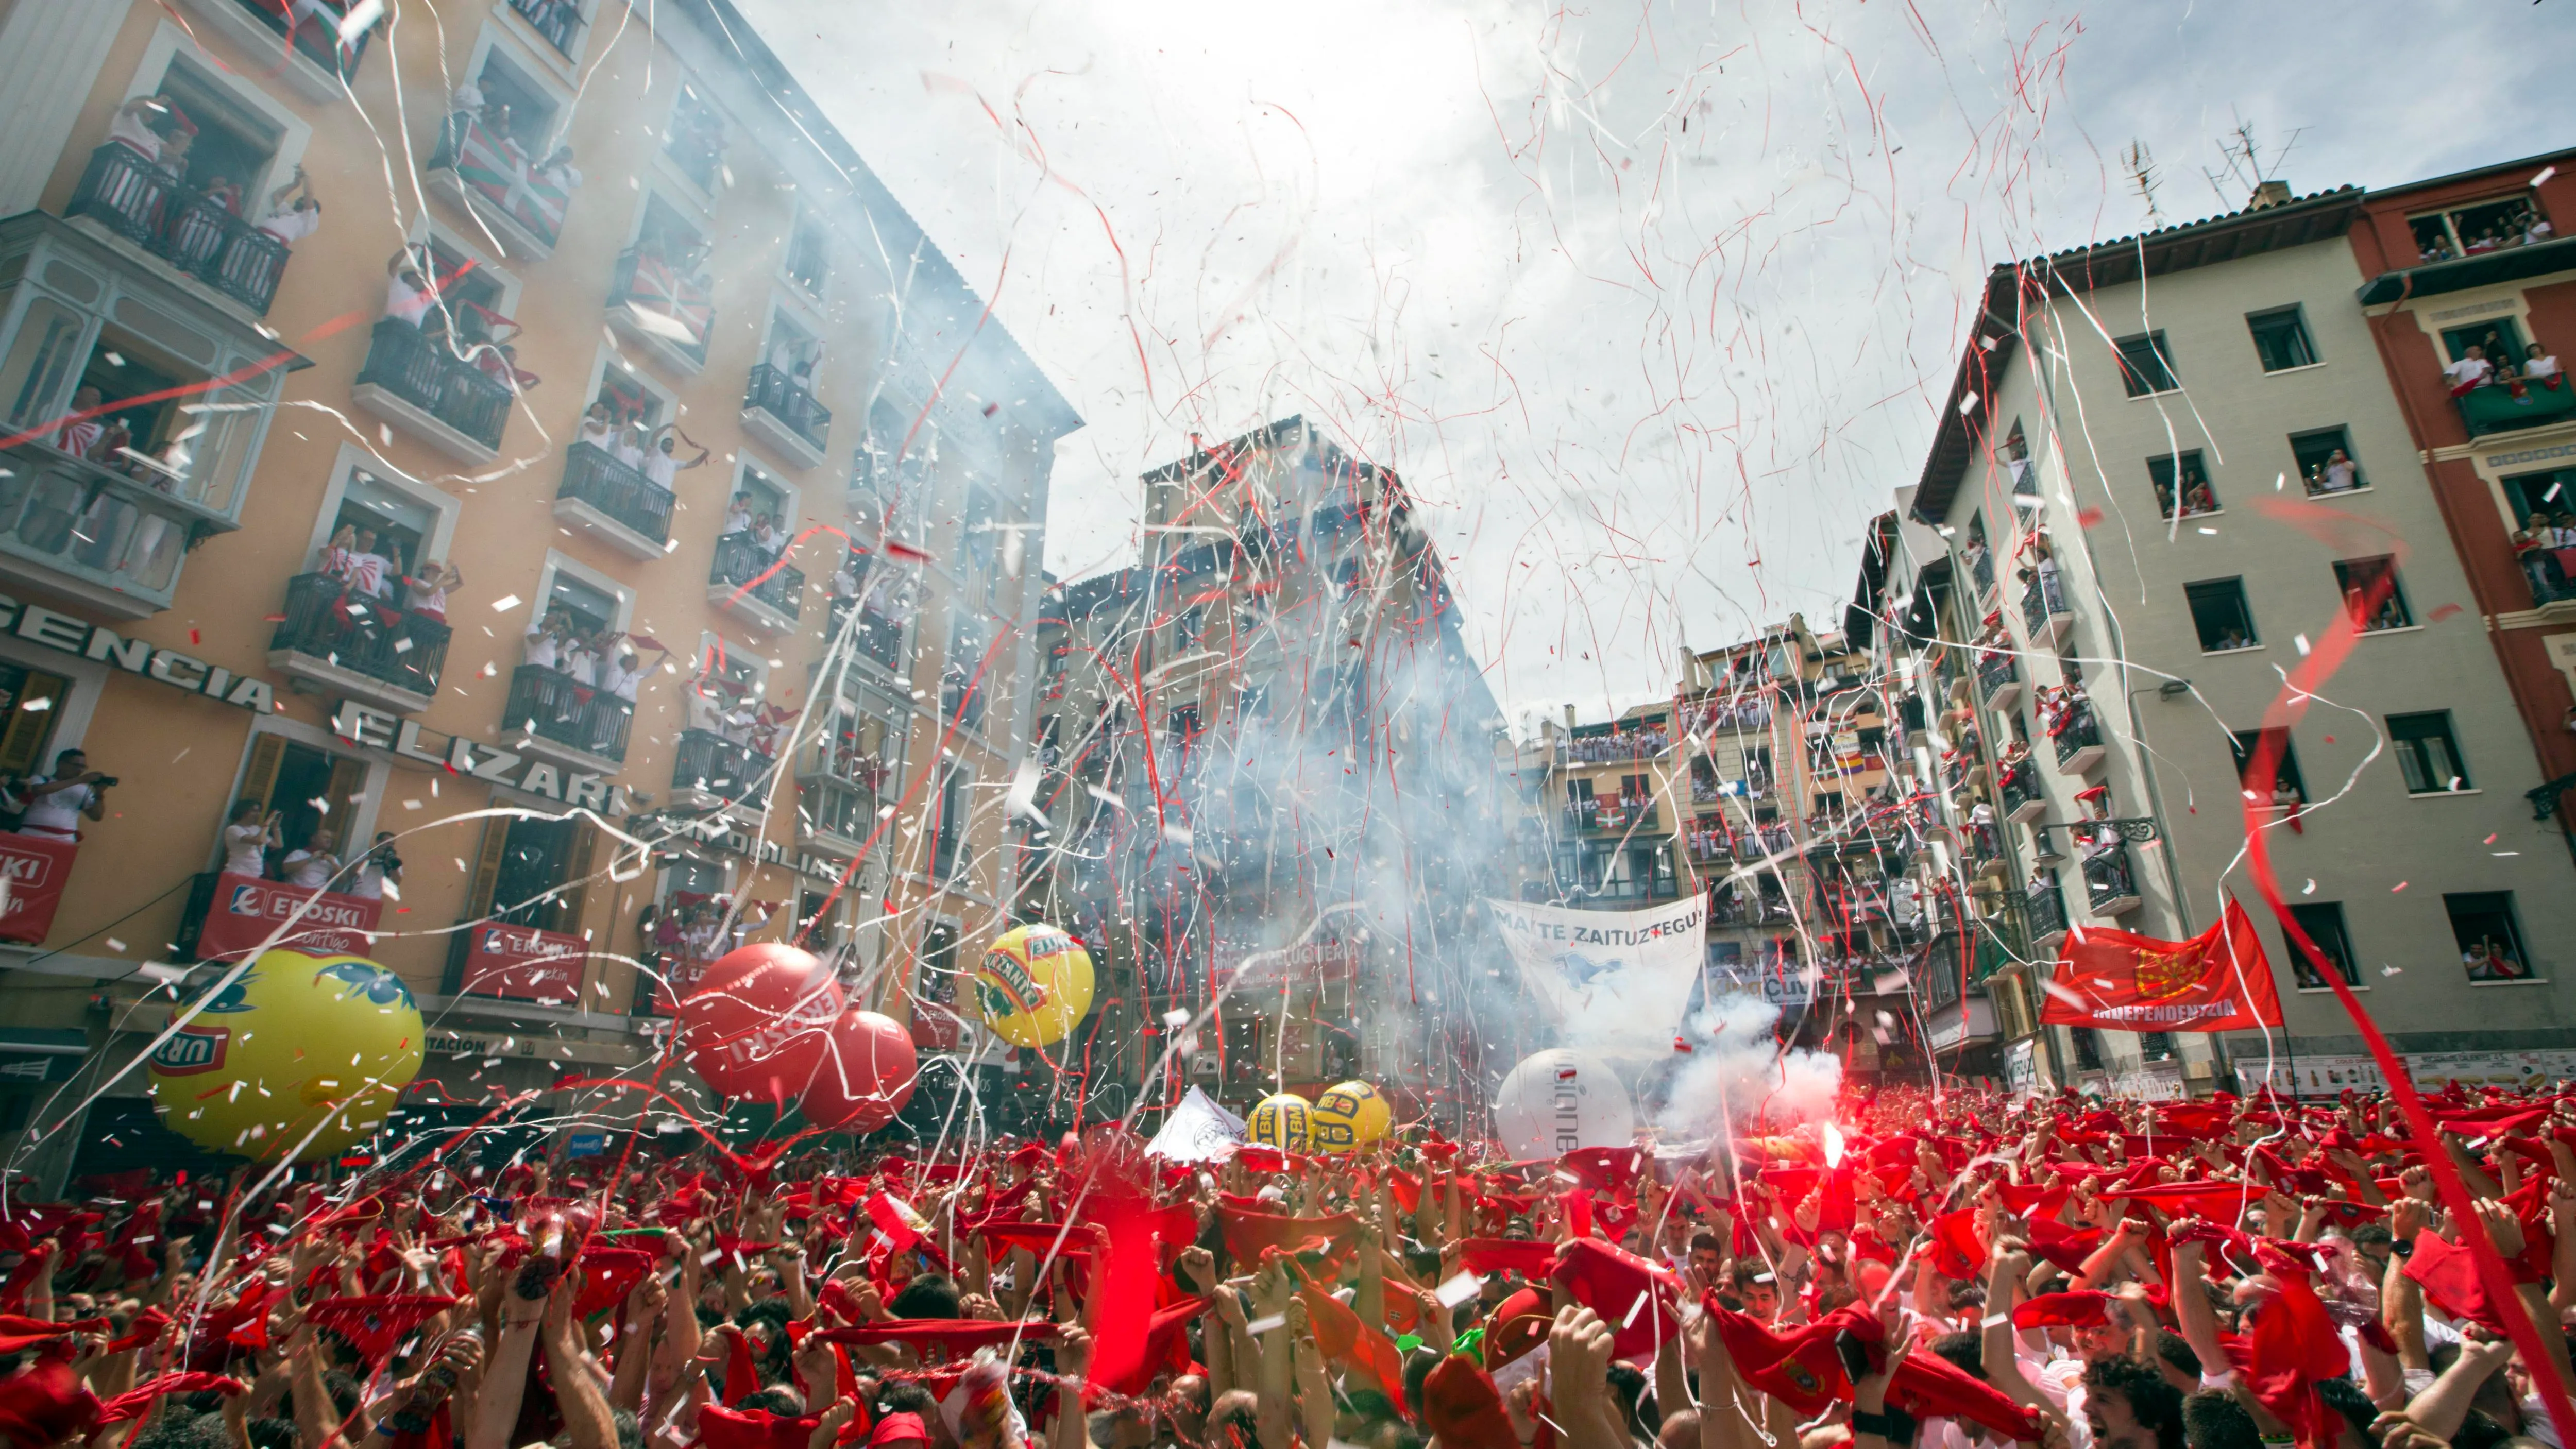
[12,749,110,842]
[352,832,402,900]
[385,249,436,327]
[254,166,322,248]
[280,827,340,890]
[222,799,282,877]
[721,493,752,539]
[402,559,461,622]
[643,424,710,488]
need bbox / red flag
[2403,1231,2502,1331]
[1925,1210,1985,1280]
[1703,1304,1841,1416]
[1106,1297,1207,1396]
[572,1248,656,1319]
[1456,1239,1561,1280]
[1550,1238,1680,1361]
[1297,1271,1409,1413]
[1216,1206,1357,1265]
[2041,900,2283,1032]
[865,1193,932,1252]
[1421,1355,1517,1449]
[1836,1306,2048,1443]
[2225,1257,2349,1449]
[0,1352,99,1449]
[2011,1290,2113,1328]
[98,1373,242,1424]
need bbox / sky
[732,0,2576,731]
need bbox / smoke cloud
[1654,989,1843,1140]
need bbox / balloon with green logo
[974,924,1095,1048]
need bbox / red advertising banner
[644,956,715,1016]
[196,872,383,960]
[0,834,77,945]
[460,924,589,1003]
[2040,899,2284,1033]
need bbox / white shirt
[347,551,390,597]
[603,659,642,702]
[223,823,269,877]
[523,626,560,671]
[2529,353,2563,381]
[2322,458,2358,490]
[578,417,617,449]
[257,205,319,246]
[642,450,679,489]
[352,857,391,900]
[2446,354,2494,388]
[107,111,162,162]
[387,274,432,326]
[721,506,751,536]
[406,578,449,618]
[18,778,93,838]
[565,646,598,687]
[281,849,336,890]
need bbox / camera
[92,776,118,788]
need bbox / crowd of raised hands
[6,1080,2576,1449]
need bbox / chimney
[1564,703,1577,729]
[2248,179,2292,211]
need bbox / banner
[0,834,77,945]
[1486,895,1706,1063]
[1145,1086,1247,1163]
[2040,899,2282,1032]
[195,872,382,961]
[458,924,588,1003]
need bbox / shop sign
[457,924,588,1003]
[0,594,273,711]
[331,701,632,813]
[0,834,77,945]
[196,871,382,959]
[1218,934,1363,988]
[1925,996,1996,1051]
[2004,1037,2038,1095]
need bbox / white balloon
[1495,1048,1635,1160]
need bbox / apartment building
[1893,168,2576,1097]
[1021,418,1510,1132]
[0,0,1077,1185]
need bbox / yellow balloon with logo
[974,924,1095,1049]
[1246,1092,1313,1152]
[1309,1079,1391,1153]
[146,951,423,1163]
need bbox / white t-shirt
[2322,457,2359,490]
[2529,353,2563,381]
[642,450,679,489]
[565,646,599,688]
[281,849,335,890]
[352,857,391,900]
[18,778,94,837]
[721,505,751,536]
[2446,354,2494,388]
[578,418,616,450]
[523,625,560,671]
[223,823,270,877]
[257,205,319,246]
[2028,1353,2093,1449]
[107,111,162,162]
[603,659,641,702]
[387,274,432,326]
[347,551,390,597]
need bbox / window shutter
[0,668,70,775]
[238,734,287,814]
[323,756,369,839]
[465,815,513,918]
[552,821,598,938]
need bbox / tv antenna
[2122,139,2165,224]
[2200,117,2307,207]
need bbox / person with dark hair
[2083,1356,2186,1449]
[2179,1389,2260,1449]
[889,1273,962,1320]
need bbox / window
[322,470,435,589]
[2410,195,2550,262]
[2286,902,2359,989]
[463,48,563,157]
[2287,427,2364,496]
[2502,466,2576,523]
[2149,451,2218,519]
[539,570,617,639]
[665,80,726,192]
[485,815,590,934]
[2334,556,2413,631]
[157,57,285,201]
[2229,728,2307,802]
[785,214,830,296]
[2246,306,2318,372]
[930,762,973,879]
[2114,332,2179,397]
[2440,317,2527,372]
[2447,892,2535,982]
[2389,711,2470,793]
[0,662,69,778]
[2001,421,2036,495]
[2184,578,2259,652]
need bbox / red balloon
[676,943,844,1104]
[799,1010,917,1133]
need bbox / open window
[2334,556,2413,632]
[228,732,370,876]
[2229,727,2306,804]
[2184,578,2259,652]
[2286,902,2359,988]
[2441,316,2528,372]
[2149,451,2218,519]
[156,56,287,208]
[2448,892,2536,982]
[664,80,726,193]
[2245,306,2318,372]
[2290,427,2363,496]
[2114,331,2179,396]
[784,212,831,297]
[474,812,594,934]
[611,197,715,361]
[2410,195,2551,262]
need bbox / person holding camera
[16,747,110,841]
[221,798,283,877]
[353,830,402,900]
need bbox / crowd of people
[14,1081,2576,1449]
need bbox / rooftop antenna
[2199,117,2309,209]
[2122,139,2166,225]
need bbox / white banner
[1486,895,1706,1064]
[1145,1086,1247,1162]
[2249,1049,2576,1099]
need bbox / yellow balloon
[1309,1079,1391,1153]
[1247,1092,1312,1152]
[974,925,1094,1049]
[147,951,423,1163]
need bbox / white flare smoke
[1655,990,1843,1139]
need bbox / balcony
[1897,694,1930,748]
[1970,547,1996,598]
[829,595,908,674]
[500,664,632,771]
[1999,764,2046,824]
[672,728,766,810]
[1977,651,2021,711]
[0,442,236,619]
[2458,379,2576,439]
[505,0,585,56]
[1561,732,1671,763]
[607,248,714,374]
[65,144,290,317]
[797,773,879,856]
[266,572,448,712]
[742,363,831,469]
[2023,572,2074,647]
[2052,701,2105,775]
[425,114,571,260]
[553,442,673,560]
[2081,843,2143,917]
[2027,885,2070,948]
[708,534,804,632]
[180,0,375,104]
[1566,799,1659,833]
[351,318,511,464]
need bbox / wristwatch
[2388,1238,2415,1259]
